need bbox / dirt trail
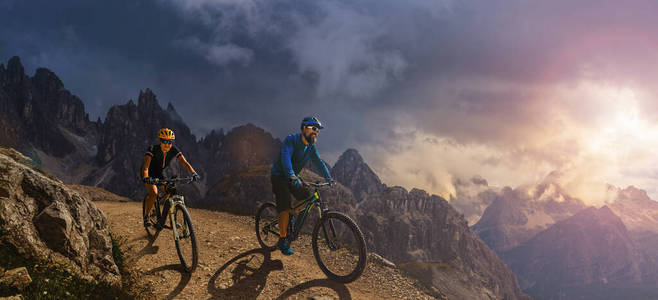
[96,201,436,299]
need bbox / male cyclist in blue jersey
[271,116,335,255]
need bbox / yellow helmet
[158,128,175,140]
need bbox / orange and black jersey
[145,144,182,179]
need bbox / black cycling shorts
[271,175,311,212]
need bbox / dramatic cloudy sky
[3,0,658,203]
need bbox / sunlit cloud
[359,81,658,205]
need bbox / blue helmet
[301,116,323,129]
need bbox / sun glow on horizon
[583,87,658,164]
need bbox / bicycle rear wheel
[255,202,280,250]
[312,212,367,283]
[143,195,159,238]
[173,205,198,272]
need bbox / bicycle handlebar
[150,177,194,185]
[301,180,332,188]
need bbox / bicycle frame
[152,178,190,234]
[263,183,335,244]
[287,191,324,241]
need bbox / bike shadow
[132,234,160,263]
[145,264,191,300]
[207,248,283,300]
[276,279,352,300]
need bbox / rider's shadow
[276,279,352,300]
[207,248,283,299]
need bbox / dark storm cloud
[3,0,658,165]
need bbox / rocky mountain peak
[617,185,651,203]
[32,68,64,92]
[337,148,364,164]
[166,102,185,125]
[137,88,159,110]
[331,148,384,202]
[6,56,26,84]
[608,185,658,235]
[472,179,587,252]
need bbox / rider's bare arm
[141,155,152,178]
[177,155,196,175]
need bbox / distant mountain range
[0,56,530,300]
[468,172,658,299]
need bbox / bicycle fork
[168,196,185,241]
[319,209,340,250]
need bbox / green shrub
[0,240,133,299]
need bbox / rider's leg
[145,183,158,215]
[272,175,295,255]
[278,210,290,239]
[157,196,171,229]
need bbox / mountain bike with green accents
[142,176,198,272]
[255,180,367,283]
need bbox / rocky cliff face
[502,206,658,300]
[0,57,97,159]
[357,186,529,300]
[0,147,120,285]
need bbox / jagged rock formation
[0,57,90,157]
[0,147,120,285]
[472,173,588,252]
[0,57,99,185]
[357,187,529,300]
[331,149,385,202]
[608,186,658,234]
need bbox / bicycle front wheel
[255,202,280,250]
[312,211,367,283]
[173,205,198,272]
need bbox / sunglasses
[160,139,173,145]
[305,125,320,132]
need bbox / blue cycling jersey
[271,133,332,180]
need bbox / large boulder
[0,147,120,285]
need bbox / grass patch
[111,234,126,273]
[110,232,154,300]
[0,233,155,299]
[0,240,132,299]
